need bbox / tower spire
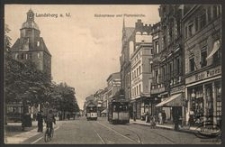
[123,16,126,31]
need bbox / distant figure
[162,110,166,124]
[158,112,162,124]
[150,115,156,129]
[133,111,136,121]
[37,110,44,132]
[188,110,194,127]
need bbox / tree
[50,83,79,119]
[4,24,52,109]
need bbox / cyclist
[45,109,56,134]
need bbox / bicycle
[44,122,54,142]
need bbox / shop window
[200,48,207,68]
[215,82,222,126]
[189,57,195,72]
[205,84,213,119]
[190,87,204,121]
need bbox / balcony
[150,84,166,94]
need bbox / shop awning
[156,93,182,107]
[206,40,220,60]
[101,109,107,114]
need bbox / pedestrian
[158,112,162,125]
[188,110,194,127]
[36,110,44,132]
[150,115,156,129]
[133,111,136,121]
[162,110,166,124]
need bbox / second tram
[108,99,130,124]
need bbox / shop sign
[186,66,221,84]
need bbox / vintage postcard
[3,4,222,144]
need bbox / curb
[131,121,197,135]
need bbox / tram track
[115,124,143,144]
[97,121,142,144]
[129,123,176,144]
[89,119,176,144]
[88,121,106,144]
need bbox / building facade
[151,5,185,122]
[106,72,121,103]
[130,19,152,119]
[183,4,222,126]
[11,9,52,78]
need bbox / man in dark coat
[36,110,44,132]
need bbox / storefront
[185,66,221,127]
[156,92,185,124]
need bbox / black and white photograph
[3,3,222,145]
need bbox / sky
[5,4,160,109]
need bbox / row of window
[185,5,221,39]
[131,65,142,80]
[189,48,221,72]
[152,56,181,84]
[15,52,40,60]
[131,84,141,98]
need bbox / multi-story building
[183,4,222,126]
[101,87,108,117]
[120,18,135,101]
[11,9,52,78]
[130,19,152,119]
[149,22,164,117]
[106,72,121,103]
[151,5,185,122]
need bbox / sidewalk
[130,119,199,134]
[4,121,39,144]
[4,120,64,144]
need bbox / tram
[86,101,98,121]
[108,99,130,124]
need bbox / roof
[124,27,135,39]
[11,37,51,56]
[106,72,120,82]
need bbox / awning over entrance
[156,93,182,107]
[206,40,220,60]
[101,109,107,114]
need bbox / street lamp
[191,89,196,101]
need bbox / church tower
[11,9,52,79]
